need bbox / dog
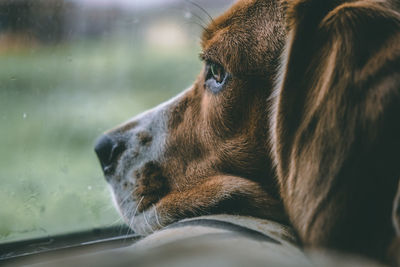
[95,0,400,264]
[95,0,288,235]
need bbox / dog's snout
[94,135,125,176]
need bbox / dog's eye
[205,62,228,93]
[210,63,224,83]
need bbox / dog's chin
[120,201,164,236]
[108,181,164,236]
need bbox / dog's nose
[94,135,125,176]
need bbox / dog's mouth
[94,128,171,234]
[112,186,166,235]
[106,160,170,233]
[112,191,158,234]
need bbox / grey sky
[70,0,180,9]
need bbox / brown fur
[146,0,287,223]
[272,0,400,262]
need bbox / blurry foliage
[0,0,233,243]
[0,38,202,242]
[0,11,205,243]
[0,0,70,43]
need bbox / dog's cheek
[133,162,169,212]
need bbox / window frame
[0,225,140,265]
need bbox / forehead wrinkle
[201,0,285,76]
[203,28,251,73]
[203,26,280,76]
[201,0,256,46]
[201,0,283,44]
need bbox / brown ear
[273,0,400,261]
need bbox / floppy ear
[273,0,400,260]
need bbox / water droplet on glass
[88,186,92,190]
[184,11,192,19]
[61,166,69,174]
[10,76,16,81]
[23,113,27,119]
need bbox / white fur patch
[106,88,191,235]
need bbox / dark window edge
[0,225,141,265]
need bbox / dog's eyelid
[199,51,223,66]
[199,52,217,63]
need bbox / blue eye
[205,62,228,93]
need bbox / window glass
[0,0,234,243]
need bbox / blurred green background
[0,0,233,243]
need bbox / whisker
[127,208,135,233]
[186,10,210,28]
[152,204,163,229]
[167,6,211,35]
[105,191,132,236]
[117,219,127,237]
[130,196,144,230]
[109,217,124,227]
[168,6,209,27]
[121,196,143,242]
[117,193,135,235]
[122,215,135,243]
[183,21,212,35]
[120,192,133,206]
[142,210,154,234]
[185,0,215,24]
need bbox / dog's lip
[136,195,160,213]
[118,196,156,222]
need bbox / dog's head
[95,0,286,235]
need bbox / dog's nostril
[94,135,125,176]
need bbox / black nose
[94,135,125,176]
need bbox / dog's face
[95,0,286,235]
